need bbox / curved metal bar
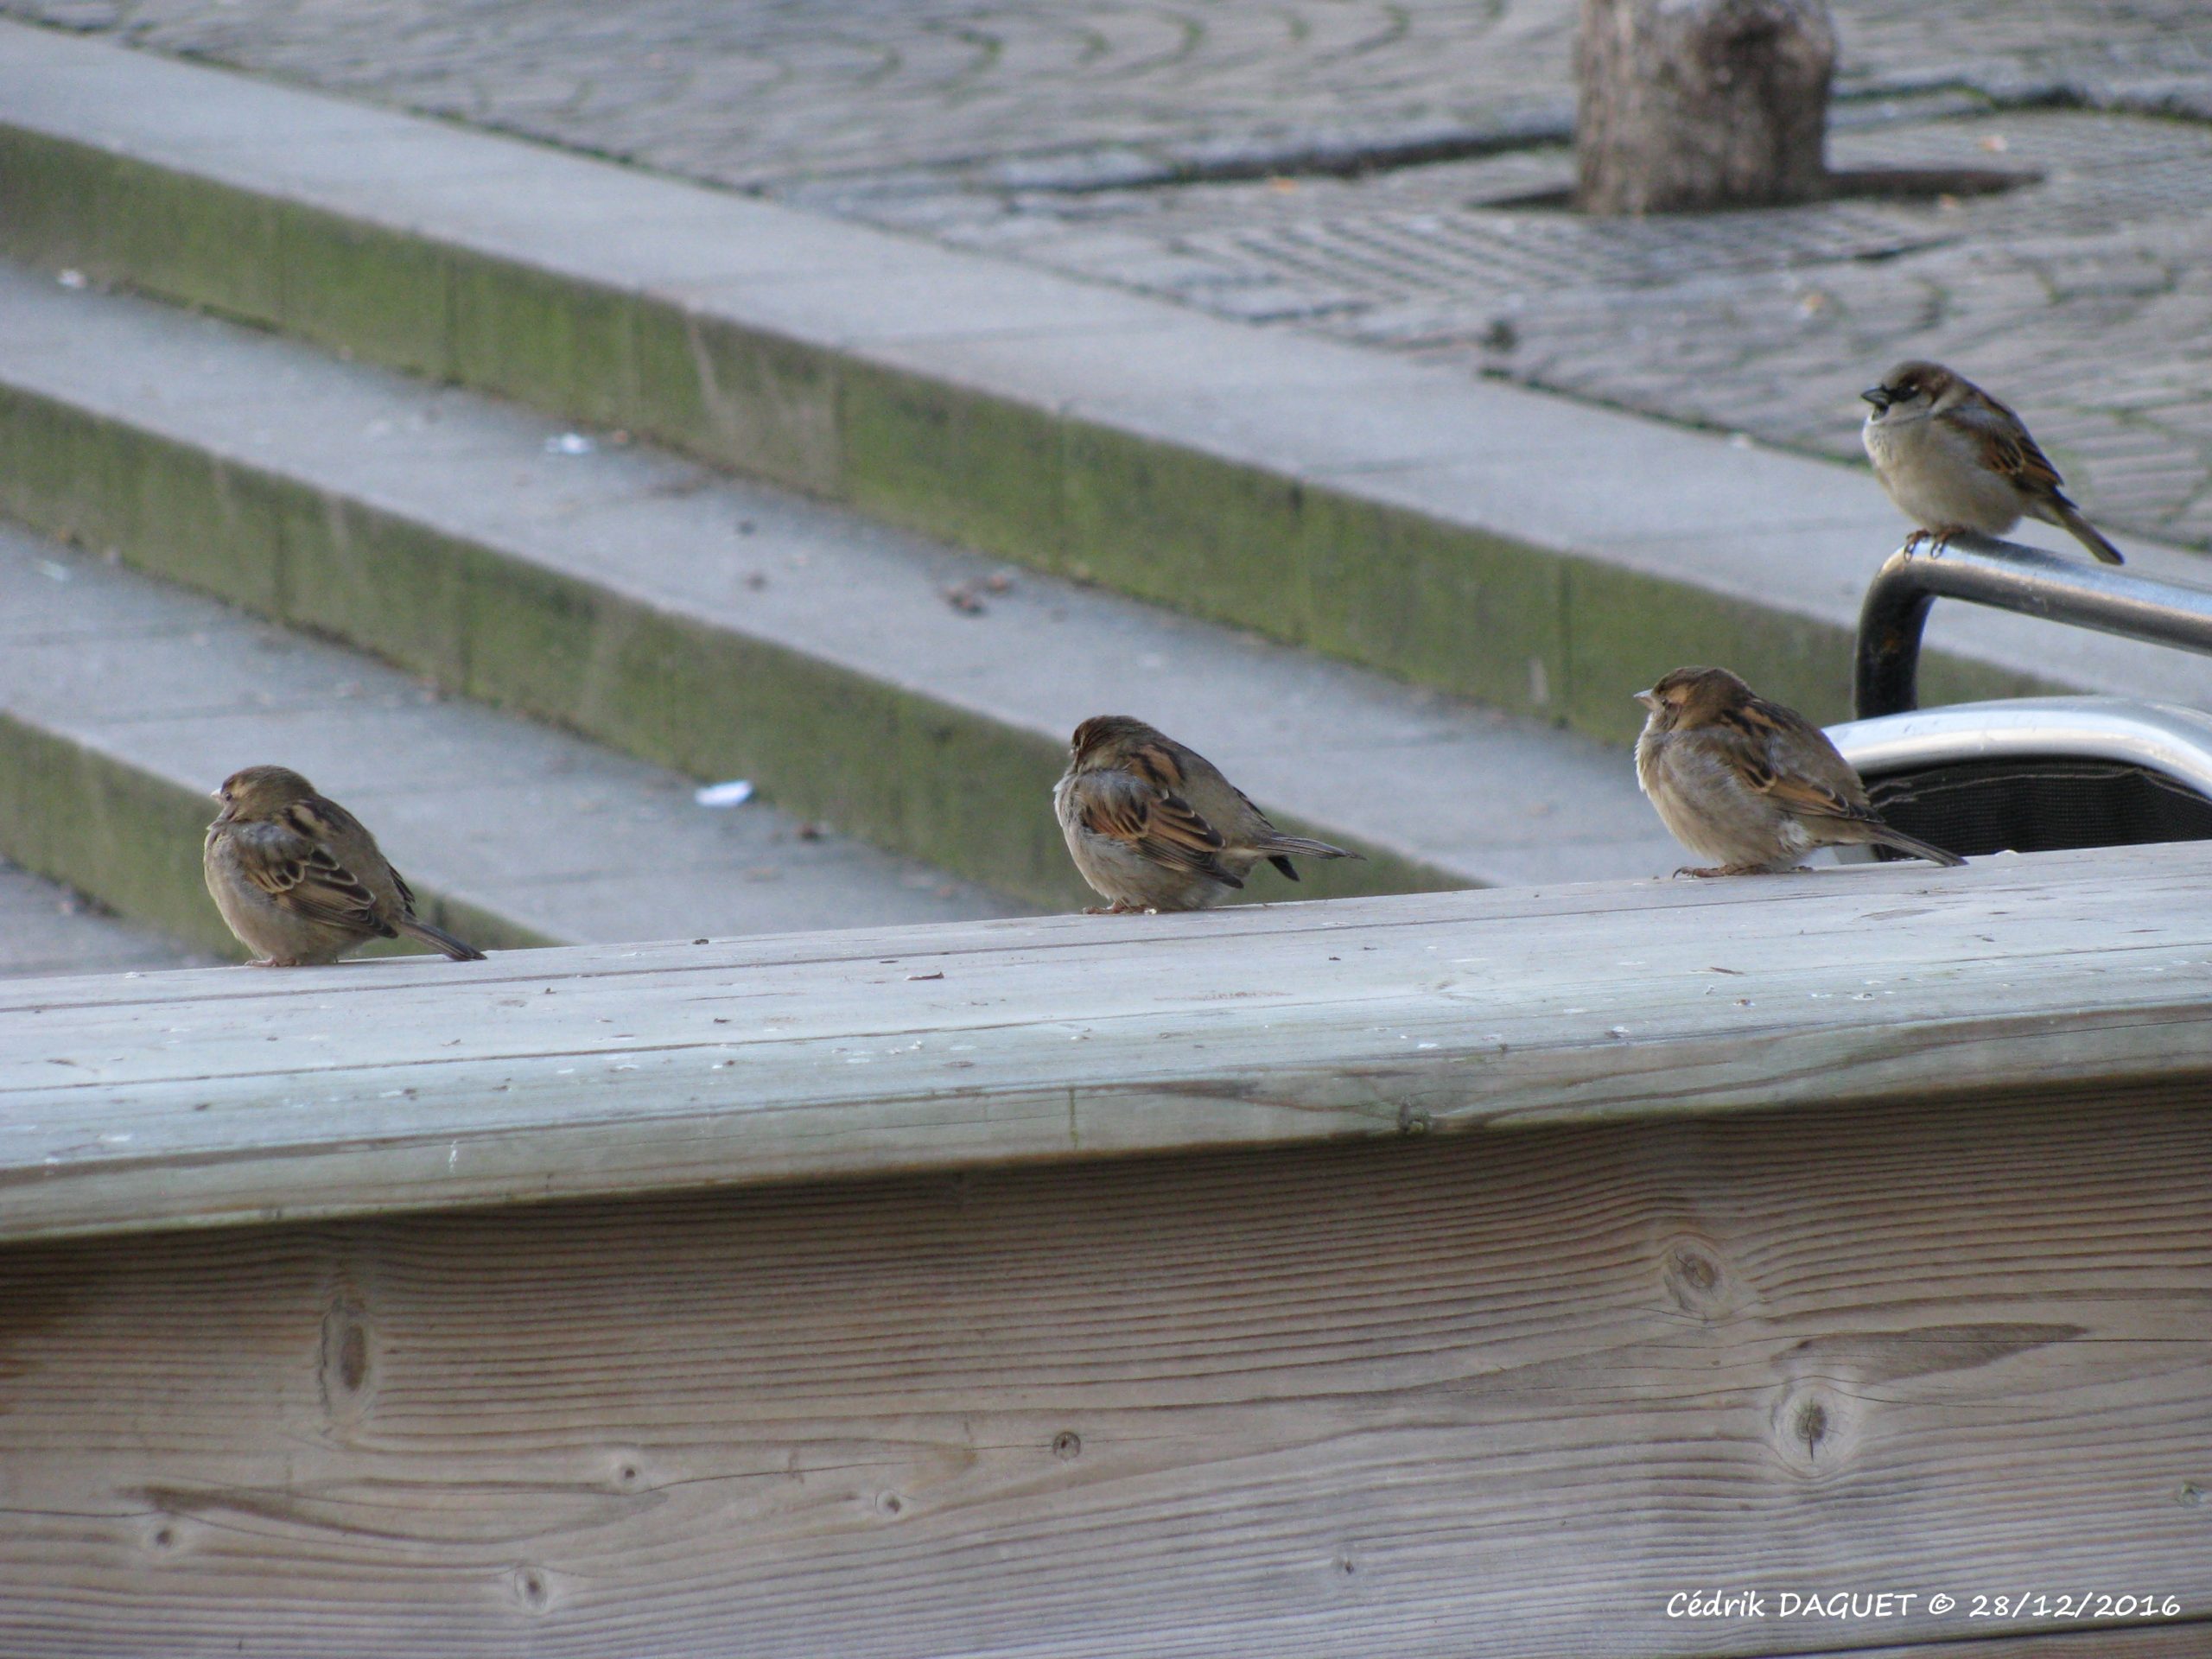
[1853,533,2212,719]
[1828,696,2212,800]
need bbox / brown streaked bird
[1053,715,1357,912]
[203,766,486,965]
[1634,668,1965,877]
[1861,359,2123,563]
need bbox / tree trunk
[1574,0,1835,214]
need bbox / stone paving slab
[8,0,2209,551]
[20,0,2207,186]
[7,20,2212,760]
[924,108,2212,550]
[0,260,1681,899]
[0,523,1023,959]
[0,856,217,980]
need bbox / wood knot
[511,1566,552,1614]
[1052,1431,1082,1461]
[317,1294,373,1424]
[876,1491,905,1517]
[1770,1381,1853,1479]
[1661,1236,1733,1316]
[334,1323,367,1392]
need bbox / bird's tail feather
[1874,826,1966,868]
[1263,834,1358,861]
[399,915,487,961]
[2054,499,2125,564]
[1262,835,1360,882]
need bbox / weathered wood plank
[1827,1625,2212,1657]
[5,846,2212,1242]
[1,1093,2206,1656]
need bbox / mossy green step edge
[0,125,2063,752]
[0,710,556,963]
[0,383,1460,912]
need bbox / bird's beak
[1633,689,1658,710]
[1860,386,1891,412]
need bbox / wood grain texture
[6,843,2212,1243]
[1830,1626,2212,1657]
[1,1092,2208,1657]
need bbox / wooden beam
[7,844,2212,1243]
[1,1090,2205,1656]
[1828,1624,2212,1656]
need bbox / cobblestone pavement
[16,0,2212,545]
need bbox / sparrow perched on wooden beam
[1053,715,1357,912]
[1634,668,1964,876]
[204,765,485,965]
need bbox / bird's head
[1634,666,1756,734]
[1069,715,1163,771]
[212,765,318,824]
[1861,359,1955,420]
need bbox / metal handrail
[1853,533,2212,719]
[1831,696,2212,800]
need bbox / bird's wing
[1953,397,2067,494]
[1068,766,1238,882]
[1753,764,1874,828]
[227,815,394,936]
[1724,698,1880,827]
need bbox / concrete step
[5,18,2212,752]
[0,856,219,981]
[0,260,1677,905]
[0,522,1020,961]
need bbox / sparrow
[1053,715,1357,912]
[1634,668,1965,876]
[1861,359,2123,563]
[203,766,486,964]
